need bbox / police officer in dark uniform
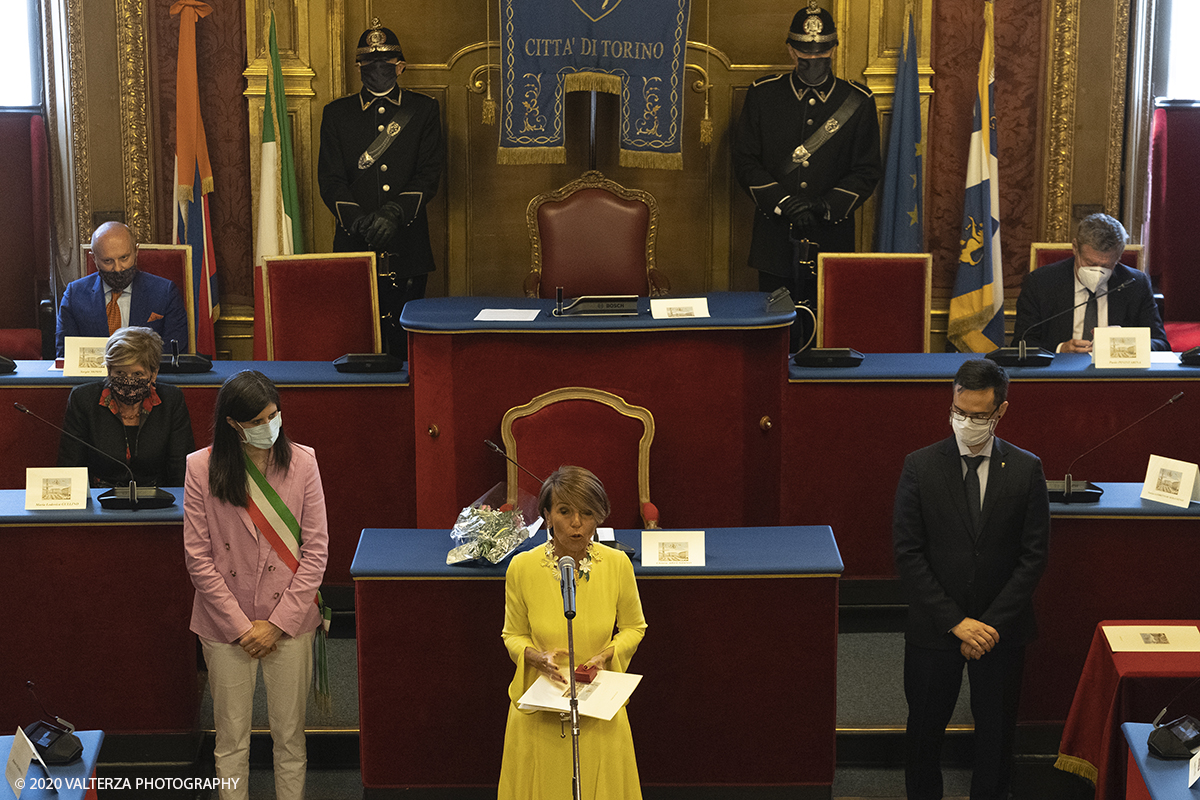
[733,1,882,351]
[318,18,443,356]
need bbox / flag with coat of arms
[948,0,1005,352]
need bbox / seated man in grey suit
[55,222,188,357]
[1012,212,1169,353]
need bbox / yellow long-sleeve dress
[499,541,648,800]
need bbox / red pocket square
[147,312,164,322]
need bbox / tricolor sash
[244,453,332,708]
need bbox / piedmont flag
[876,11,923,252]
[254,9,303,265]
[171,0,219,356]
[948,1,1005,352]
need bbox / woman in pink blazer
[183,370,328,800]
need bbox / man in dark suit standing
[55,222,188,357]
[1012,213,1169,352]
[894,359,1050,800]
[318,18,443,356]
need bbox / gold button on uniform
[809,98,816,106]
[378,107,385,114]
[800,181,808,189]
[377,125,385,132]
[380,164,388,172]
[382,184,390,192]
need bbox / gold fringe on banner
[619,149,683,170]
[483,0,496,125]
[497,146,567,165]
[1051,754,1097,786]
[564,72,623,95]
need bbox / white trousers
[201,630,314,800]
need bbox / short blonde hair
[538,466,611,524]
[105,327,163,373]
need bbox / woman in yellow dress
[499,466,648,799]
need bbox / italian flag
[254,9,303,264]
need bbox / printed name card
[25,468,90,510]
[641,530,705,567]
[1092,327,1151,369]
[1141,455,1200,508]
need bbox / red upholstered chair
[0,328,41,359]
[524,170,670,299]
[501,387,659,530]
[83,243,196,352]
[1029,242,1145,272]
[816,252,932,352]
[256,252,381,361]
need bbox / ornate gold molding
[1106,0,1130,214]
[67,0,89,246]
[116,0,152,243]
[1045,0,1079,241]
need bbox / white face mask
[951,413,996,448]
[1078,266,1112,294]
[239,413,282,450]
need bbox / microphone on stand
[989,276,1136,367]
[484,439,545,485]
[12,402,176,510]
[559,556,577,619]
[1048,391,1184,503]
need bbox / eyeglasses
[949,406,997,423]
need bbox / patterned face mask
[107,373,152,407]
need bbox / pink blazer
[183,444,329,643]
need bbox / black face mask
[360,60,397,94]
[794,57,831,87]
[101,267,137,292]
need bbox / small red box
[574,665,598,684]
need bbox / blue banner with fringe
[498,0,691,169]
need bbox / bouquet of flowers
[447,483,539,566]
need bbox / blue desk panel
[0,360,408,387]
[352,525,844,578]
[0,488,184,525]
[400,291,795,333]
[789,351,1200,382]
[1051,482,1199,517]
[0,730,104,800]
[1123,722,1195,799]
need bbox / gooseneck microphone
[989,276,1136,367]
[1050,391,1184,502]
[484,439,545,485]
[13,402,175,510]
[559,556,577,619]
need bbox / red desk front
[786,353,1200,581]
[0,361,415,585]
[1054,621,1200,800]
[400,293,794,531]
[0,491,195,736]
[352,526,842,792]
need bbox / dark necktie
[963,455,985,533]
[1083,288,1098,341]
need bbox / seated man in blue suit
[55,222,188,357]
[1012,212,1169,353]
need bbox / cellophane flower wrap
[447,482,537,565]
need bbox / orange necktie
[106,289,123,335]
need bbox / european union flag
[876,12,922,253]
[948,1,1005,352]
